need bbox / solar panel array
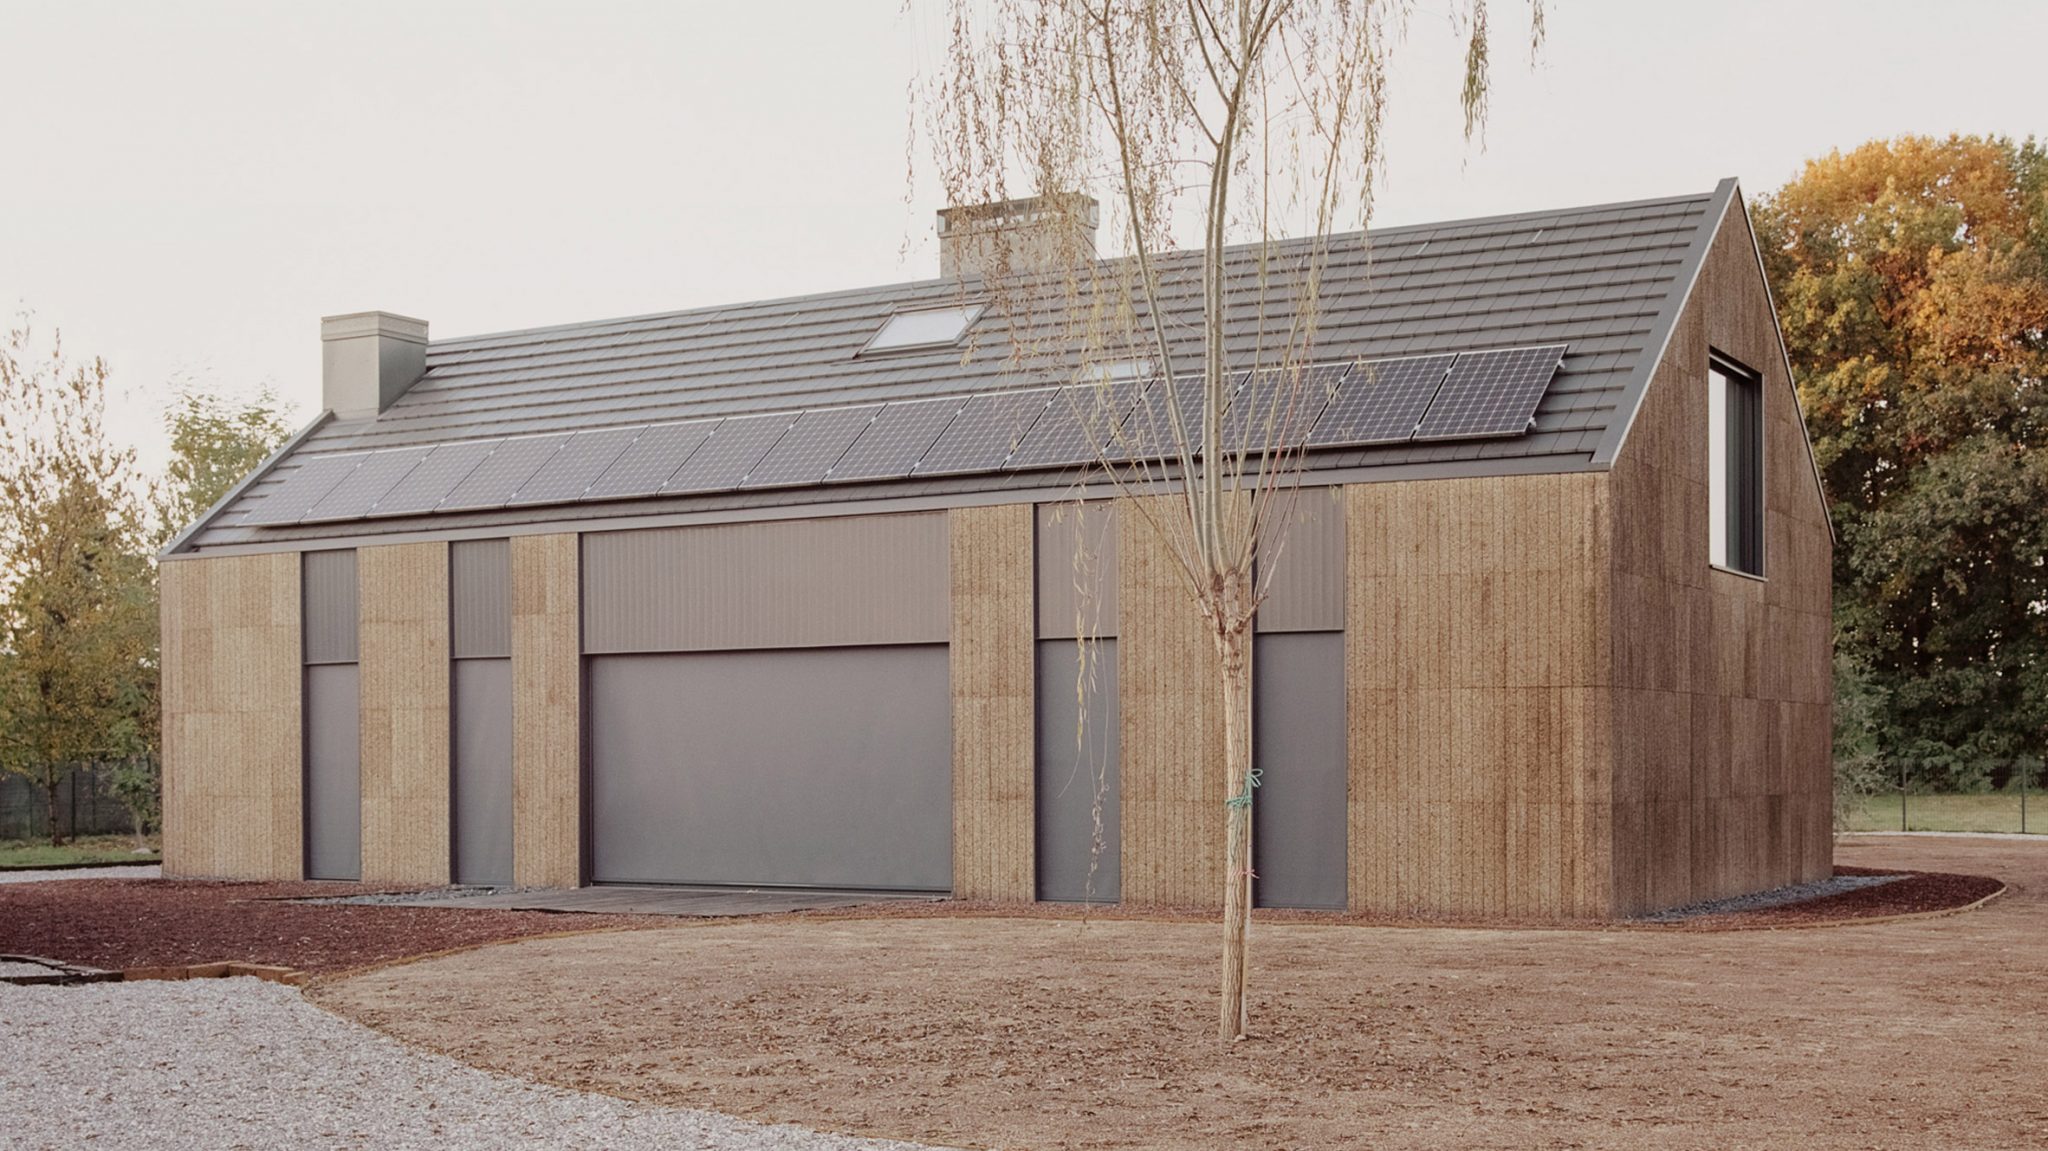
[1412,344,1568,441]
[1305,354,1456,447]
[253,344,1563,527]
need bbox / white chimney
[938,193,1099,279]
[321,311,428,419]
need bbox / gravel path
[0,863,160,884]
[1,979,953,1151]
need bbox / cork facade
[159,183,1832,920]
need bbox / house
[159,179,1833,919]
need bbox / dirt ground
[316,836,2046,1151]
[0,879,649,974]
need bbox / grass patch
[0,834,160,869]
[1841,793,2047,834]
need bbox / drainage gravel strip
[2,979,955,1151]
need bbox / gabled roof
[171,182,1736,555]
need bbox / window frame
[856,302,986,357]
[1707,351,1766,579]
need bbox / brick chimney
[937,193,1099,279]
[321,311,427,419]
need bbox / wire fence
[1839,760,2044,835]
[0,764,140,841]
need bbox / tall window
[1708,354,1764,575]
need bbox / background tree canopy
[0,315,292,842]
[1755,134,2048,789]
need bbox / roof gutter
[156,410,336,560]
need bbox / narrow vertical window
[1708,354,1763,576]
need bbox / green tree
[1754,135,2048,788]
[154,385,294,546]
[0,317,158,845]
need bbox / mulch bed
[0,879,649,976]
[1661,864,2004,930]
[0,864,2004,983]
[792,865,2005,932]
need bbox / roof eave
[157,410,336,559]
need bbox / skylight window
[1073,358,1152,383]
[860,304,983,355]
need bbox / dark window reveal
[1708,354,1764,576]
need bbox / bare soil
[0,879,648,974]
[317,837,2048,1151]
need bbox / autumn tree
[1754,135,2048,789]
[921,0,1535,1038]
[154,385,295,548]
[0,317,158,845]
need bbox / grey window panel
[303,663,362,882]
[239,455,361,527]
[302,447,434,523]
[1413,343,1568,441]
[451,657,513,886]
[825,396,967,484]
[1252,632,1347,909]
[1306,353,1457,446]
[580,514,949,653]
[450,538,511,659]
[301,549,359,665]
[1219,363,1347,452]
[660,411,795,493]
[1035,502,1118,640]
[911,388,1051,476]
[587,646,952,891]
[437,434,574,511]
[583,419,719,501]
[1005,380,1145,472]
[1255,486,1345,633]
[1035,638,1120,902]
[367,440,499,518]
[742,404,880,489]
[507,427,642,506]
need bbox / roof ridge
[427,187,1722,351]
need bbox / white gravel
[0,863,161,884]
[1,978,955,1151]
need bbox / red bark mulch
[1662,864,2004,930]
[0,879,647,977]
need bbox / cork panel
[161,553,303,881]
[512,533,582,889]
[1347,475,1613,920]
[949,504,1035,901]
[1117,496,1229,909]
[1607,196,1835,914]
[357,541,452,886]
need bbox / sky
[1,0,2041,474]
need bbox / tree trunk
[1217,613,1254,1040]
[44,769,65,848]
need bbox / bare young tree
[918,0,1535,1039]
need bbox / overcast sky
[1,0,2040,472]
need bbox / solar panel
[743,405,879,488]
[1413,343,1567,441]
[826,397,968,483]
[507,427,642,506]
[302,447,433,522]
[912,388,1051,475]
[1305,353,1457,447]
[661,411,795,493]
[583,419,719,501]
[240,454,362,526]
[1004,379,1145,471]
[367,440,499,517]
[1118,374,1235,461]
[438,434,573,511]
[1219,363,1347,452]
